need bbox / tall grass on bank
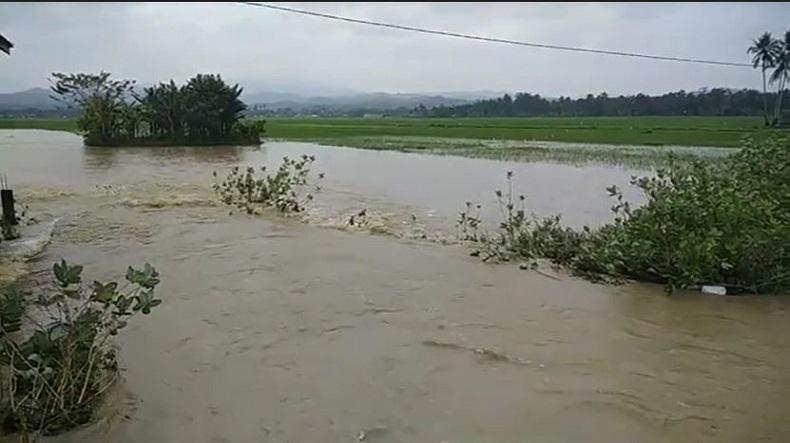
[461,138,790,293]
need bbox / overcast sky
[1,2,789,96]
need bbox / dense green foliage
[49,72,263,146]
[139,75,246,140]
[50,72,136,145]
[213,155,324,214]
[462,138,790,293]
[0,261,162,438]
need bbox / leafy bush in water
[459,172,586,265]
[0,260,162,438]
[462,138,790,293]
[213,155,324,214]
[232,119,266,141]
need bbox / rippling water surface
[1,130,788,443]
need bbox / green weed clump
[213,155,324,214]
[0,260,162,439]
[462,138,790,293]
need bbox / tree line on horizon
[413,88,784,119]
[416,30,789,123]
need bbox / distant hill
[241,91,307,105]
[0,88,59,111]
[428,90,508,101]
[0,87,497,114]
[0,87,472,113]
[245,92,472,111]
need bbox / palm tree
[769,30,790,126]
[748,32,780,126]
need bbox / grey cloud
[1,2,788,96]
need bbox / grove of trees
[417,88,785,119]
[50,72,264,146]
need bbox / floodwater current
[1,130,789,443]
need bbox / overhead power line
[237,2,751,68]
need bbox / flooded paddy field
[1,129,789,443]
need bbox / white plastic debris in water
[701,285,727,295]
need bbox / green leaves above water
[213,154,324,214]
[126,262,160,289]
[53,259,82,287]
[0,260,164,435]
[463,137,790,294]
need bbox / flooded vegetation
[263,116,773,148]
[2,3,790,441]
[1,129,789,442]
[213,155,323,214]
[48,73,263,147]
[0,260,161,438]
[297,135,739,168]
[1,116,772,167]
[460,138,790,293]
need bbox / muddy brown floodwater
[1,130,789,443]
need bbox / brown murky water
[1,130,790,443]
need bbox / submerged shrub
[463,138,790,294]
[231,119,266,142]
[457,170,588,267]
[0,260,162,438]
[213,155,324,214]
[457,201,483,242]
